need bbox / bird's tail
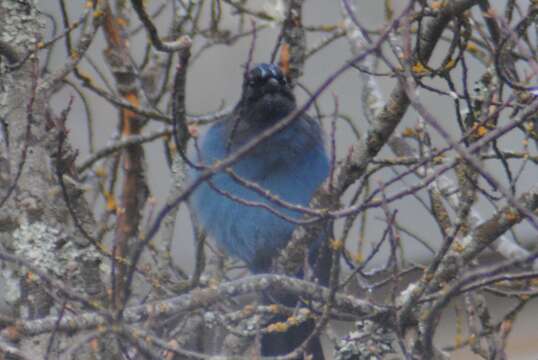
[260,292,325,360]
[261,227,333,359]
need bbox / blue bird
[189,64,329,272]
[188,63,330,358]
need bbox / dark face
[240,64,295,123]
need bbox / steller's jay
[188,63,330,359]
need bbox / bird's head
[239,63,296,123]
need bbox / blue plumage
[188,64,329,272]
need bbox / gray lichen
[14,222,73,275]
[334,320,396,360]
[5,221,102,305]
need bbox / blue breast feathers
[188,116,329,271]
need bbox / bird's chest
[233,142,302,184]
[189,119,327,268]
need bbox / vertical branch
[158,36,193,283]
[101,3,149,309]
[280,0,306,87]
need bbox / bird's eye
[247,63,287,88]
[247,68,265,86]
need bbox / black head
[239,64,295,122]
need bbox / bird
[188,63,330,359]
